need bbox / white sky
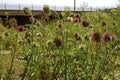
[0,0,119,8]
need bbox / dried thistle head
[75,13,80,19]
[74,32,82,41]
[81,19,90,27]
[102,21,106,27]
[102,33,116,42]
[90,30,101,43]
[54,36,63,47]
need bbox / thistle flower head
[42,5,51,14]
[90,30,101,43]
[102,33,116,42]
[81,19,90,27]
[54,36,63,47]
[75,13,80,19]
[102,21,106,27]
[23,7,32,16]
[74,18,80,23]
[8,18,17,27]
[18,25,24,32]
[74,32,82,41]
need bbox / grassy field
[0,6,120,80]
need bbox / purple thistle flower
[18,25,24,32]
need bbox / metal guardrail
[0,3,103,11]
[0,3,118,11]
[0,3,71,11]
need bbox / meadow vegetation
[0,5,120,80]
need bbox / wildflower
[74,32,82,41]
[8,18,17,27]
[102,21,106,27]
[66,17,73,22]
[90,30,101,43]
[54,36,63,47]
[18,25,24,31]
[102,33,116,42]
[81,20,90,27]
[23,7,32,16]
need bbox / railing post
[4,3,6,10]
[19,4,21,10]
[74,0,76,11]
[32,4,33,10]
[54,5,56,11]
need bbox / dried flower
[66,17,73,22]
[102,21,106,27]
[90,30,101,43]
[54,36,63,47]
[8,18,17,27]
[102,33,116,42]
[75,13,80,19]
[81,20,90,27]
[74,32,82,41]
